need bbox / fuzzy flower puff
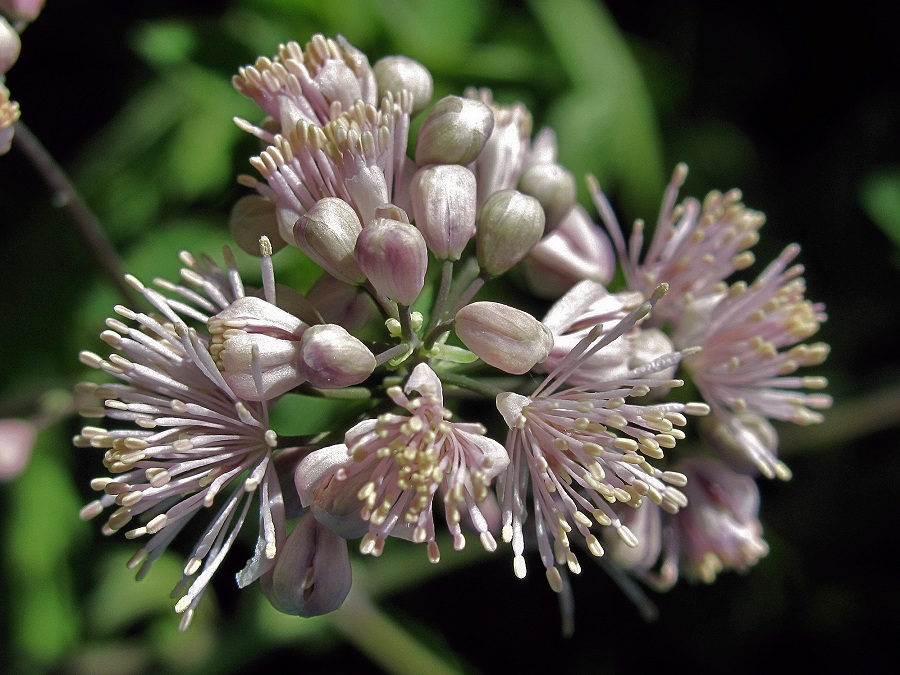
[76,250,290,631]
[297,362,509,562]
[496,287,710,591]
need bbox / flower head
[496,288,709,591]
[76,251,288,630]
[297,363,509,562]
[680,245,831,478]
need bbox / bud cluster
[75,33,830,629]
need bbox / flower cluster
[75,34,829,628]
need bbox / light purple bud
[455,302,553,374]
[259,512,352,617]
[524,205,616,298]
[476,189,545,276]
[518,162,577,233]
[410,165,477,260]
[0,17,21,74]
[415,95,494,167]
[229,195,287,256]
[354,217,428,305]
[0,0,44,22]
[299,324,376,388]
[373,55,434,115]
[0,418,35,481]
[307,273,376,332]
[209,297,308,400]
[295,198,366,285]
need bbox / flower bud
[0,17,21,74]
[455,302,553,374]
[295,198,366,285]
[259,512,352,617]
[0,418,35,481]
[299,324,376,388]
[476,189,545,276]
[354,217,428,305]
[415,95,494,166]
[307,273,376,332]
[373,55,434,115]
[518,162,577,233]
[523,205,616,298]
[0,0,45,23]
[229,195,287,256]
[209,297,309,400]
[410,165,477,260]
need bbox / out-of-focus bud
[409,164,477,261]
[702,412,784,479]
[0,0,45,23]
[455,302,553,374]
[415,95,494,167]
[517,162,577,233]
[476,189,545,276]
[307,273,376,333]
[373,55,433,115]
[0,16,21,74]
[295,198,366,285]
[209,297,309,400]
[299,324,376,388]
[0,418,35,481]
[259,512,352,617]
[354,218,428,305]
[673,457,769,583]
[524,205,617,298]
[229,195,287,256]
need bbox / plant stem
[12,121,139,307]
[438,370,505,398]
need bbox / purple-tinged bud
[299,324,376,388]
[229,195,287,256]
[524,205,616,298]
[295,198,366,285]
[518,162,577,233]
[415,95,494,167]
[307,274,376,332]
[0,418,35,481]
[373,55,433,116]
[0,0,45,23]
[410,165,477,261]
[0,17,20,74]
[259,512,352,617]
[208,297,309,400]
[455,302,553,374]
[354,217,428,305]
[476,189,545,276]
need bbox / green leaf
[132,21,198,67]
[861,168,900,247]
[4,425,85,663]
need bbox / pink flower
[297,363,509,562]
[76,251,288,630]
[496,289,709,591]
[680,245,831,478]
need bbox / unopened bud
[476,189,545,276]
[300,324,376,388]
[410,165,477,260]
[229,195,287,256]
[415,95,494,167]
[295,198,365,285]
[355,218,428,305]
[518,162,577,233]
[0,418,35,481]
[0,17,20,74]
[455,302,553,374]
[373,55,433,115]
[524,205,616,298]
[0,0,45,23]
